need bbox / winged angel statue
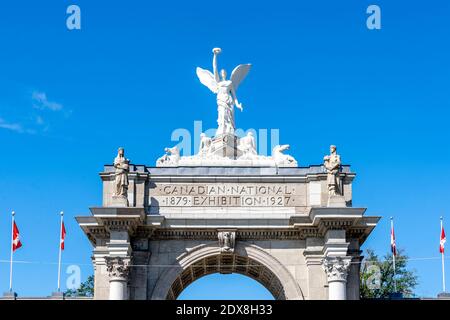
[196,48,251,136]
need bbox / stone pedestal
[111,195,129,207]
[327,195,346,207]
[322,256,351,300]
[106,256,130,300]
[210,134,242,159]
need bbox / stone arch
[150,241,305,300]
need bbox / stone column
[106,256,131,300]
[322,256,351,300]
[321,229,351,300]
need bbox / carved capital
[105,256,131,280]
[218,230,236,253]
[322,256,351,282]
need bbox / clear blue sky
[0,0,449,298]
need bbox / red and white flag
[391,224,397,256]
[12,221,22,252]
[60,221,66,250]
[440,225,446,254]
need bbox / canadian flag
[391,225,397,256]
[60,221,66,250]
[440,225,446,254]
[12,221,22,252]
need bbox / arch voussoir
[150,241,304,300]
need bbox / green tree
[65,275,94,297]
[360,249,418,299]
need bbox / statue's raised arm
[195,48,223,94]
[212,47,221,82]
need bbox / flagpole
[9,211,15,292]
[441,216,446,293]
[391,217,397,292]
[57,211,64,292]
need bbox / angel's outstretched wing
[230,64,251,91]
[196,67,218,93]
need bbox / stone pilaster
[303,237,327,300]
[128,250,151,300]
[346,239,363,300]
[92,248,109,300]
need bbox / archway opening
[166,254,285,300]
[177,273,275,300]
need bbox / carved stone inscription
[150,183,305,207]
